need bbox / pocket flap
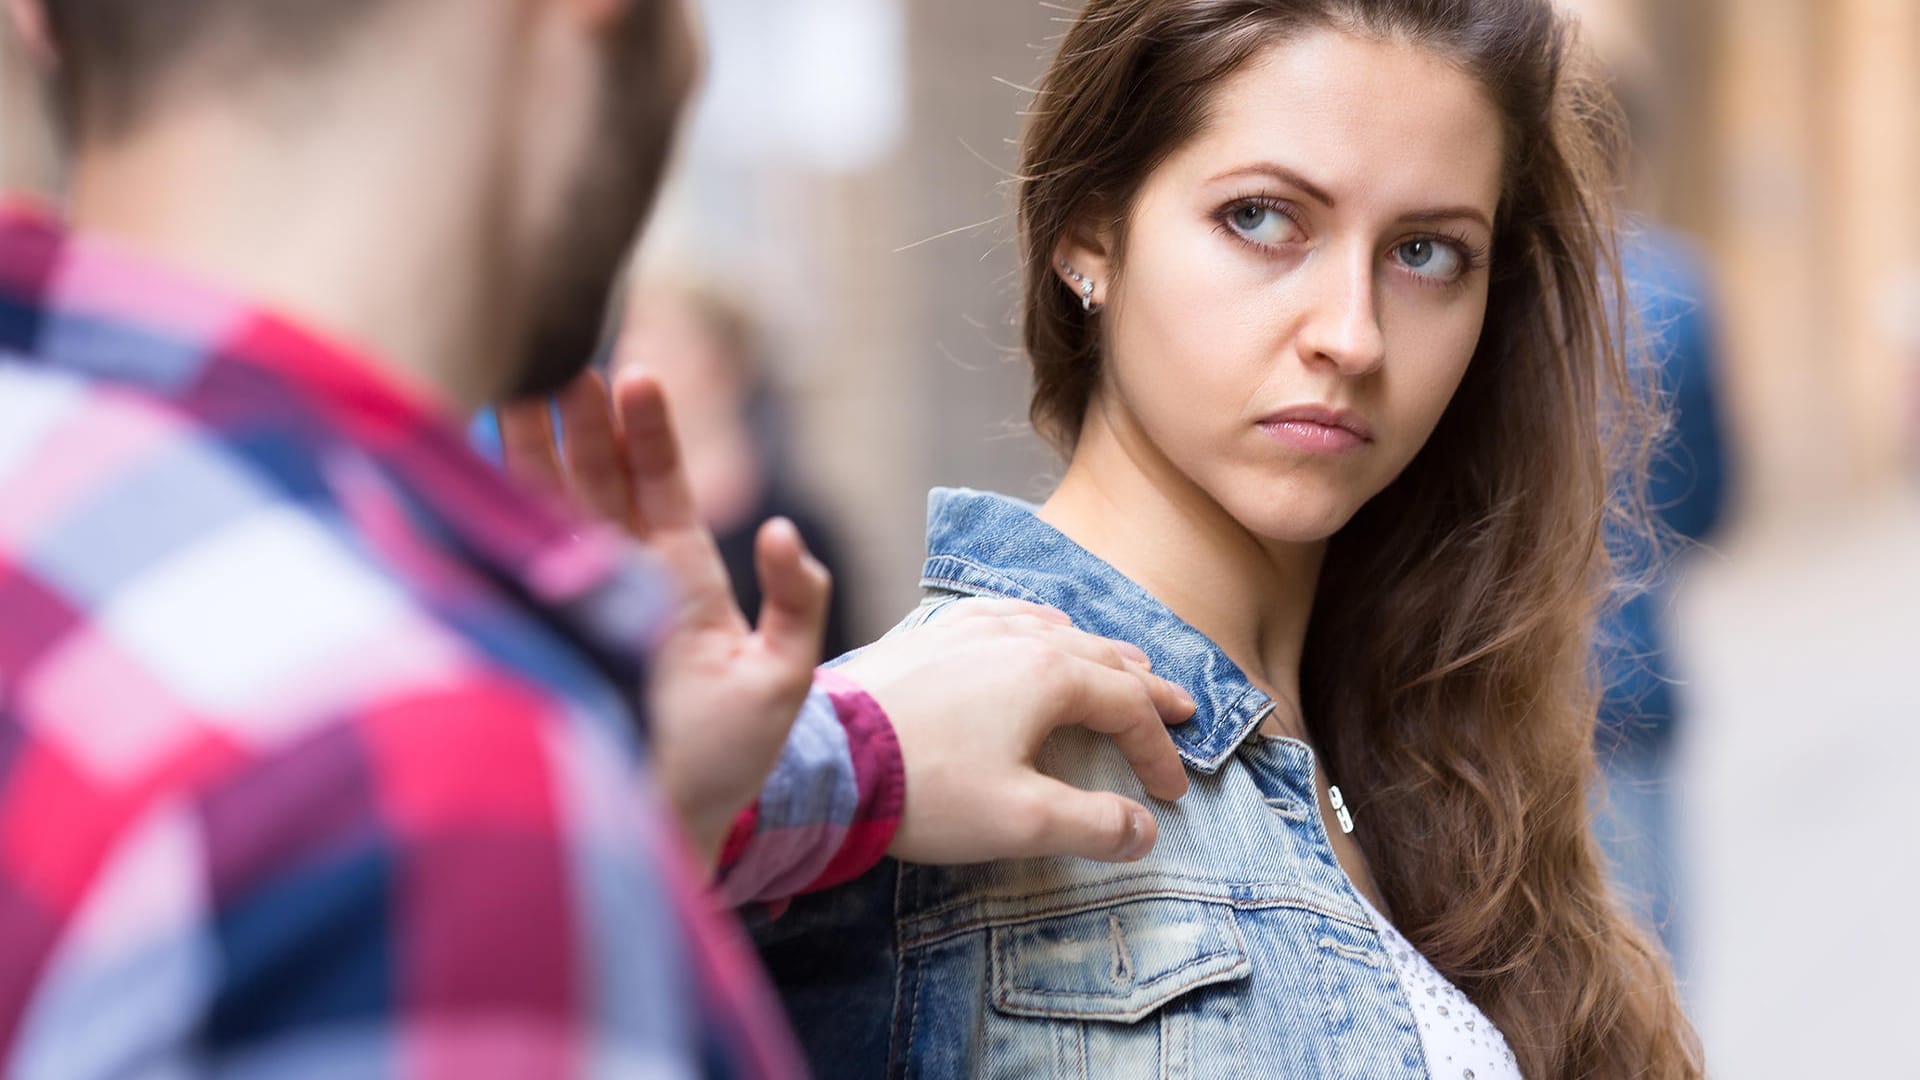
[990,897,1251,1024]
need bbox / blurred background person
[1593,225,1728,980]
[614,282,860,659]
[471,281,860,656]
[1566,0,1732,982]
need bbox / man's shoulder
[0,364,620,965]
[0,363,595,755]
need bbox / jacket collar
[921,487,1272,774]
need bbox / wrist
[658,771,746,873]
[814,669,909,870]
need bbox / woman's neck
[1036,404,1324,728]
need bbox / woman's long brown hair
[1018,2,1703,1075]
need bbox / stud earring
[1058,260,1099,313]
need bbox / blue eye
[1224,202,1304,247]
[1395,238,1465,280]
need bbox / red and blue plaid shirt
[0,203,903,1078]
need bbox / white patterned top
[1357,893,1523,1080]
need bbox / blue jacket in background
[1598,227,1731,746]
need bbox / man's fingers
[555,371,634,527]
[753,517,832,677]
[938,597,1075,629]
[1016,779,1158,863]
[1054,661,1190,801]
[1027,624,1188,720]
[612,369,699,538]
[939,599,1154,673]
[498,399,566,498]
[1134,669,1195,726]
[1021,620,1152,670]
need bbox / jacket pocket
[932,896,1252,1080]
[990,896,1251,1023]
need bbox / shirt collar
[921,487,1273,774]
[0,199,454,424]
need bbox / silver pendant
[1329,785,1355,835]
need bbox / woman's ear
[1050,218,1116,311]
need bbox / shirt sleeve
[713,669,905,907]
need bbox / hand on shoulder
[838,597,1195,865]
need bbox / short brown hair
[42,0,380,138]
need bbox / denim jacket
[750,488,1436,1079]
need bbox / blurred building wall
[1657,0,1919,511]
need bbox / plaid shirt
[0,204,903,1078]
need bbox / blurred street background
[7,1,1916,1073]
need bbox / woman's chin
[1227,495,1360,547]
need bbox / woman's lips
[1256,405,1374,454]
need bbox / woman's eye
[1224,203,1302,246]
[1395,238,1464,280]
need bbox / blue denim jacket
[751,488,1435,1079]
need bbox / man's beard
[507,15,685,400]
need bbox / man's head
[18,0,702,401]
[33,0,368,138]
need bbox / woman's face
[1064,29,1505,544]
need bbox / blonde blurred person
[613,283,858,658]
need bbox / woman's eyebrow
[1205,162,1495,232]
[1205,162,1336,208]
[1400,206,1495,232]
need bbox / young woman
[751,1,1703,1076]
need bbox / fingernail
[1175,687,1197,714]
[1118,642,1150,666]
[1122,808,1154,860]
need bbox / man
[0,1,1193,1075]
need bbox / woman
[751,1,1703,1077]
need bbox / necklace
[1256,701,1357,836]
[1328,784,1355,834]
